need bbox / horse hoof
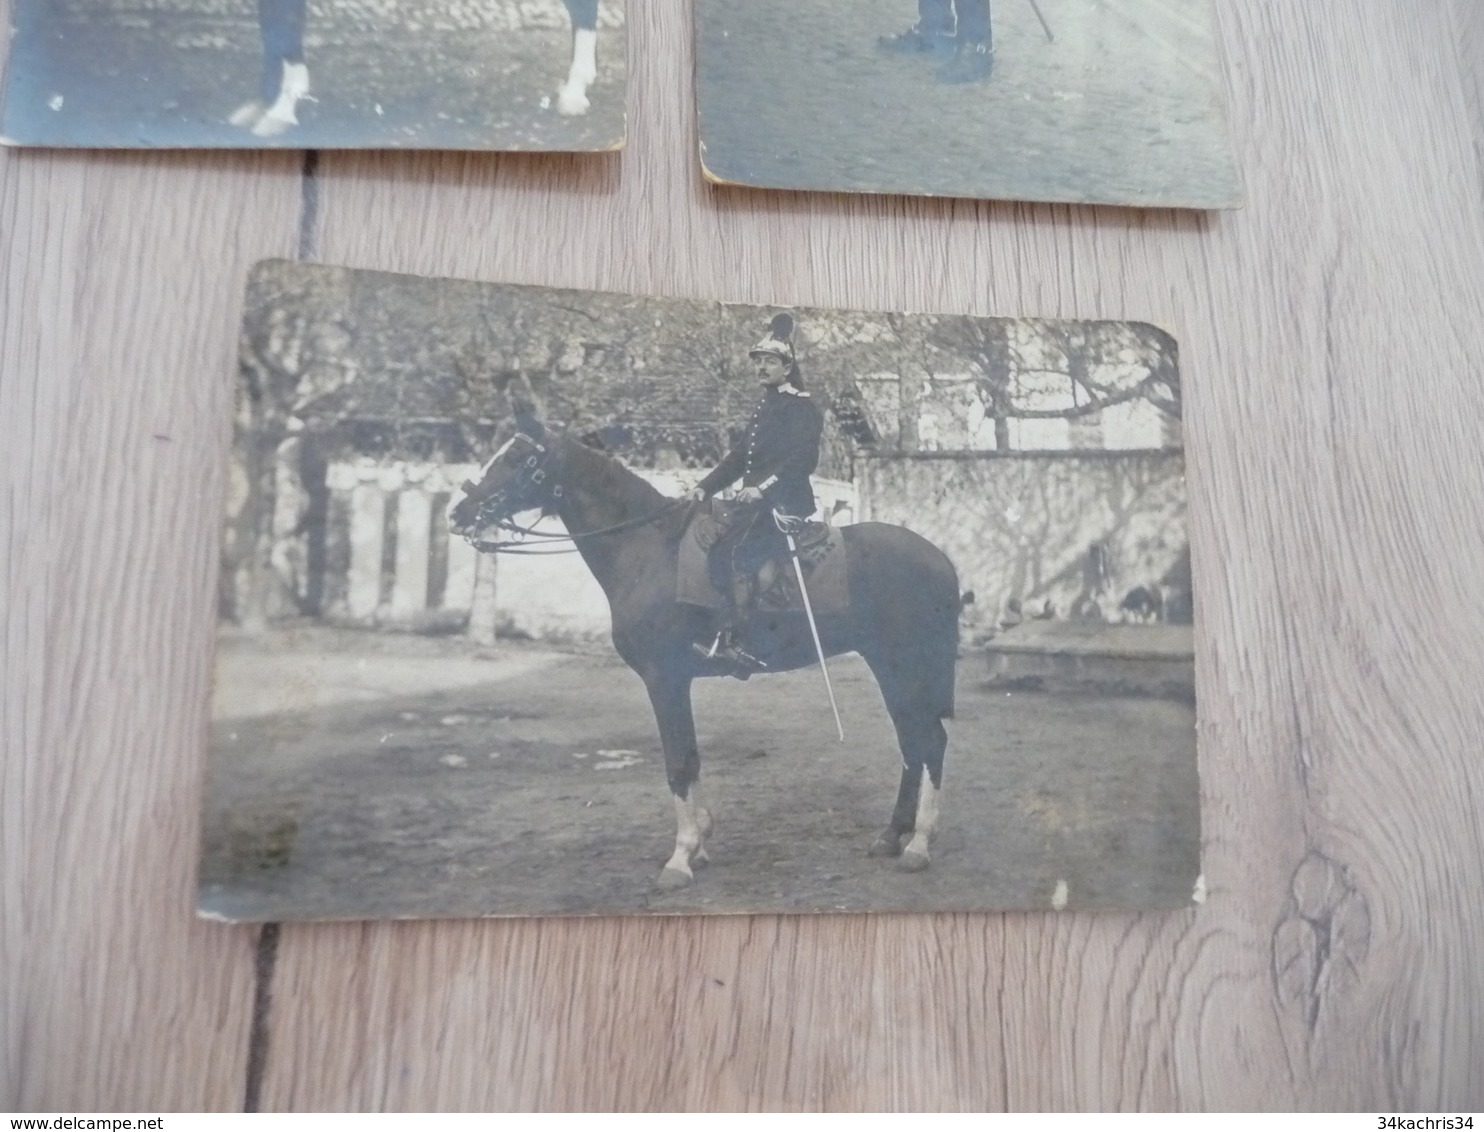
[898,850,931,873]
[228,100,265,128]
[252,110,297,138]
[655,866,694,891]
[556,86,590,116]
[867,831,904,858]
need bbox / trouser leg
[954,0,992,47]
[917,0,956,35]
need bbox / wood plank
[1453,0,1484,203]
[0,141,304,1107]
[247,0,1484,1111]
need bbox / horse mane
[555,430,691,538]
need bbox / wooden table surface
[3,0,1483,1112]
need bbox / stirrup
[692,633,767,678]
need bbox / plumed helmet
[749,312,796,365]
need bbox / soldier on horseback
[687,313,824,670]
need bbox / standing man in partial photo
[878,0,994,84]
[687,314,824,671]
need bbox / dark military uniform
[697,385,823,519]
[696,384,824,611]
[691,312,821,670]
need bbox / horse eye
[460,480,475,493]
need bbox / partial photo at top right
[695,0,1242,209]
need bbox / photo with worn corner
[1,0,623,148]
[695,0,1240,208]
[200,259,1201,922]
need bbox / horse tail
[933,567,961,721]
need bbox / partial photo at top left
[0,0,625,148]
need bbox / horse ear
[509,369,548,438]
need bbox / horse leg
[898,713,947,871]
[644,672,711,890]
[230,0,276,126]
[557,0,599,117]
[868,761,923,859]
[863,658,918,858]
[866,656,949,869]
[246,0,311,136]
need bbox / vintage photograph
[200,260,1200,921]
[695,0,1241,208]
[2,0,623,148]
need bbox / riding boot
[878,0,956,56]
[935,40,993,83]
[936,0,993,83]
[691,577,765,677]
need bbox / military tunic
[697,385,824,518]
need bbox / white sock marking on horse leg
[557,28,597,116]
[902,767,940,861]
[663,791,701,877]
[1051,879,1069,910]
[253,61,311,136]
[691,786,713,864]
[572,27,598,84]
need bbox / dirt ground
[199,627,1201,921]
[3,8,625,148]
[695,0,1240,207]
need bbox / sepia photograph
[695,0,1241,209]
[2,0,624,148]
[200,260,1200,922]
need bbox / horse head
[447,412,565,542]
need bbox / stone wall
[858,451,1188,632]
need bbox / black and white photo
[3,0,624,148]
[696,0,1241,208]
[201,260,1201,921]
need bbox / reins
[466,489,688,556]
[459,429,690,555]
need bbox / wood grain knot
[1271,852,1372,1037]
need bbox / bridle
[457,433,684,555]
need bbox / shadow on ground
[199,627,1200,920]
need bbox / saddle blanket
[676,503,850,615]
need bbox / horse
[230,0,602,138]
[447,411,962,891]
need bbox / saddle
[677,500,849,615]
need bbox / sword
[776,513,845,742]
[1027,0,1055,41]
